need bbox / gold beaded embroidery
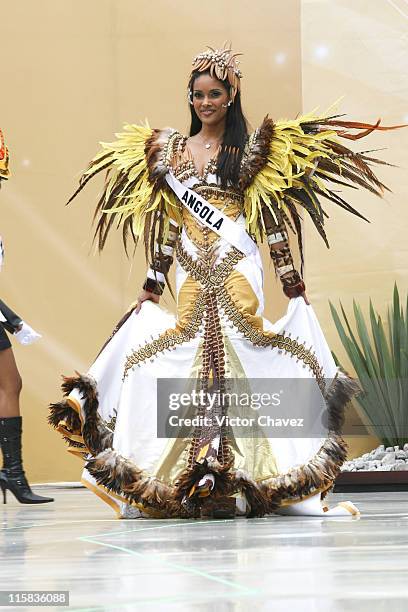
[175,241,245,288]
[216,287,325,391]
[132,118,325,392]
[104,411,117,433]
[162,131,180,169]
[126,236,324,390]
[122,290,206,379]
[176,243,325,391]
[187,287,233,469]
[194,185,244,205]
[240,128,260,177]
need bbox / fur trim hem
[49,373,114,455]
[51,371,358,518]
[174,458,234,501]
[262,434,348,503]
[324,371,361,432]
[78,375,114,455]
[261,373,359,503]
[48,398,81,433]
[85,449,191,518]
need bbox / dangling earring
[187,90,193,106]
[222,100,232,108]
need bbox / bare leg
[0,348,22,417]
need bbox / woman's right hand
[134,290,160,314]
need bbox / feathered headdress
[190,43,242,101]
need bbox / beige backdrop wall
[302,0,408,456]
[1,0,303,482]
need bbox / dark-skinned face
[191,74,230,127]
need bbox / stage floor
[1,487,407,611]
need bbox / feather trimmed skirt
[49,231,358,518]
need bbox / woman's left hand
[300,291,310,305]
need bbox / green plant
[329,283,408,447]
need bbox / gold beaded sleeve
[142,219,180,295]
[262,206,305,299]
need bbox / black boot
[0,416,54,504]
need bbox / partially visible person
[0,129,53,504]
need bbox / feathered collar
[145,120,275,193]
[239,117,274,191]
[145,127,177,188]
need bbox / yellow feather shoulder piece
[68,123,182,252]
[241,110,403,254]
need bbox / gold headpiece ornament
[0,129,10,180]
[190,44,243,102]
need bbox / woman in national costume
[0,129,53,504]
[49,46,402,519]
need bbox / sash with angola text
[165,171,257,257]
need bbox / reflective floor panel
[1,487,408,611]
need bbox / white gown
[56,200,358,519]
[50,113,382,520]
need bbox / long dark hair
[188,70,249,188]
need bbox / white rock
[393,463,408,471]
[373,451,386,460]
[342,444,408,472]
[382,453,396,464]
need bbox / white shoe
[323,501,360,517]
[276,494,360,517]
